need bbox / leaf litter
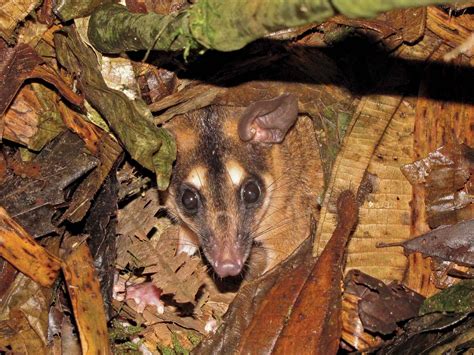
[0,1,473,354]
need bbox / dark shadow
[201,253,244,293]
[140,33,474,105]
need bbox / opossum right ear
[238,93,298,144]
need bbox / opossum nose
[209,239,244,277]
[213,258,243,278]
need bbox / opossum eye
[181,188,200,213]
[241,180,261,205]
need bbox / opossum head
[164,94,298,278]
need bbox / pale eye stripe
[185,166,207,189]
[226,160,245,186]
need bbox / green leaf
[54,26,176,190]
[88,0,454,54]
[420,280,474,315]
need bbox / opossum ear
[238,93,298,143]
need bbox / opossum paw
[125,282,164,314]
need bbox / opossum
[163,92,322,278]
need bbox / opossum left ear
[238,93,298,143]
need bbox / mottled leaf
[61,132,122,223]
[0,41,83,118]
[0,131,99,237]
[377,313,474,354]
[88,1,450,54]
[0,0,42,41]
[61,235,111,354]
[0,41,43,116]
[3,84,66,151]
[0,274,49,353]
[0,207,61,287]
[344,270,424,335]
[420,279,474,314]
[54,0,113,21]
[136,65,178,105]
[380,219,474,267]
[401,143,473,228]
[83,167,120,316]
[54,27,176,190]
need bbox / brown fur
[163,101,323,276]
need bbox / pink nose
[213,258,243,278]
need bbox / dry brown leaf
[58,101,104,155]
[401,143,473,228]
[0,41,83,129]
[398,7,427,44]
[328,17,401,49]
[61,132,122,223]
[406,33,474,295]
[0,0,42,41]
[150,228,207,304]
[116,220,207,305]
[61,236,110,354]
[197,191,358,354]
[341,270,425,352]
[380,219,474,267]
[152,84,225,124]
[116,162,152,200]
[341,292,383,352]
[314,27,445,284]
[0,41,43,116]
[30,65,84,106]
[326,7,425,51]
[114,213,229,346]
[116,233,155,271]
[427,6,474,47]
[272,191,359,354]
[143,307,208,334]
[314,93,404,273]
[0,206,61,287]
[117,188,161,241]
[0,238,58,351]
[0,152,6,182]
[36,0,55,25]
[0,131,99,237]
[17,18,49,47]
[135,64,178,105]
[3,84,66,151]
[344,270,424,335]
[0,240,60,351]
[0,260,18,298]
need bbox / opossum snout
[208,240,245,278]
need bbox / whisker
[266,172,288,190]
[267,179,294,194]
[266,193,315,200]
[253,213,300,234]
[251,214,311,240]
[197,169,205,189]
[252,233,310,243]
[259,204,290,220]
[256,235,311,255]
